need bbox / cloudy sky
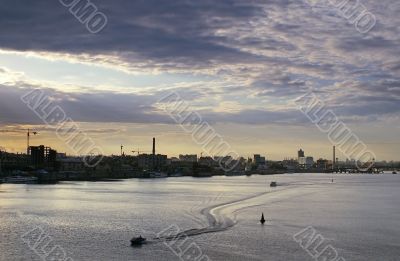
[0,0,399,160]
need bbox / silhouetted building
[138,154,167,170]
[179,154,198,163]
[299,156,314,169]
[0,151,29,173]
[282,158,299,171]
[29,145,57,170]
[198,156,215,167]
[59,157,85,172]
[316,158,329,170]
[254,154,266,166]
[298,149,305,159]
[252,154,267,170]
[30,146,45,168]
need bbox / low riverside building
[179,154,198,163]
[316,158,331,171]
[58,157,85,172]
[282,158,299,171]
[0,151,29,175]
[138,154,167,170]
[298,156,314,169]
[198,156,217,167]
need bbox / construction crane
[27,129,38,155]
[131,149,150,156]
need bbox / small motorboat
[260,213,266,225]
[270,182,277,187]
[131,236,146,246]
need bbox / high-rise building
[298,149,305,159]
[29,145,57,169]
[30,145,45,168]
[254,154,266,166]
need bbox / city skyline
[0,121,399,161]
[1,135,398,163]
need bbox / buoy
[260,213,266,225]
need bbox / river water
[1,174,399,260]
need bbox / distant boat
[260,213,266,225]
[130,236,146,246]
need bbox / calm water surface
[1,174,399,260]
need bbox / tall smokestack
[333,146,336,170]
[152,137,156,156]
[152,137,156,170]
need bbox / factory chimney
[152,137,156,156]
[152,137,156,170]
[333,146,336,170]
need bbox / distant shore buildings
[0,140,398,182]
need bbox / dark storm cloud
[0,0,397,75]
[0,0,399,126]
[0,0,268,65]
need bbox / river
[1,173,399,260]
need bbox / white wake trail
[156,188,295,241]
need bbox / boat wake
[154,188,293,242]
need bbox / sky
[0,0,399,160]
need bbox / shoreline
[0,171,396,185]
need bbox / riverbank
[1,169,288,184]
